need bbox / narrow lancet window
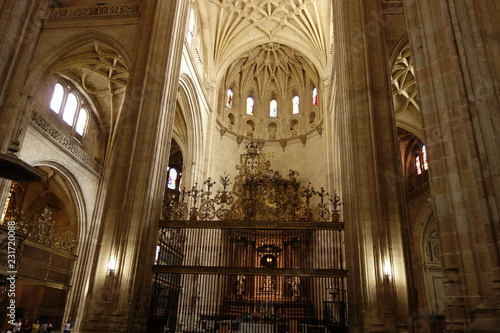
[226,89,233,108]
[270,100,277,117]
[167,168,178,190]
[422,145,428,170]
[62,93,77,125]
[75,108,88,135]
[50,83,64,114]
[292,96,300,114]
[312,88,318,106]
[415,155,422,175]
[187,8,196,44]
[246,97,254,115]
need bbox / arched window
[312,88,318,106]
[422,145,428,170]
[270,100,277,117]
[246,97,254,115]
[415,155,422,175]
[167,167,179,190]
[50,83,64,114]
[292,96,300,114]
[226,89,233,108]
[186,8,196,44]
[49,81,91,136]
[62,93,78,125]
[75,108,88,135]
[415,144,429,175]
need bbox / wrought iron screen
[150,141,348,332]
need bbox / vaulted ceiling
[197,0,333,82]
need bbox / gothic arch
[28,159,87,238]
[23,30,131,97]
[389,35,410,69]
[23,32,132,152]
[177,73,205,185]
[3,159,87,327]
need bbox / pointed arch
[27,159,88,237]
[24,30,131,96]
[177,73,205,186]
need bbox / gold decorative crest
[162,140,342,223]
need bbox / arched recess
[408,204,445,327]
[289,118,300,137]
[267,122,278,140]
[0,161,85,329]
[245,120,255,136]
[422,216,445,316]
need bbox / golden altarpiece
[151,141,347,333]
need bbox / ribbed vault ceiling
[225,42,318,98]
[200,0,333,80]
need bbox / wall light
[108,257,116,274]
[383,261,392,278]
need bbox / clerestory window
[292,96,300,114]
[270,100,277,117]
[50,82,90,136]
[312,88,318,106]
[226,89,233,108]
[246,97,254,115]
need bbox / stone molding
[48,4,141,19]
[30,111,103,175]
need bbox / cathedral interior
[0,1,499,332]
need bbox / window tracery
[49,82,90,136]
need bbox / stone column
[404,0,500,331]
[331,1,411,331]
[80,1,189,333]
[0,0,49,200]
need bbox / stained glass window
[312,88,318,106]
[422,145,428,170]
[167,168,178,190]
[415,155,422,175]
[292,96,299,114]
[270,100,277,117]
[226,89,233,108]
[246,97,254,115]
